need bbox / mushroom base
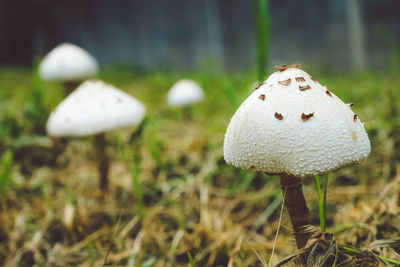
[280,174,311,260]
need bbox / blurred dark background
[0,0,399,71]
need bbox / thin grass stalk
[131,166,145,219]
[252,0,270,82]
[0,150,13,197]
[323,174,328,231]
[343,246,400,265]
[314,175,325,232]
[187,252,195,267]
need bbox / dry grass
[0,68,400,266]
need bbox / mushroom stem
[50,137,67,157]
[63,81,79,96]
[280,174,311,250]
[94,133,109,191]
[182,106,193,120]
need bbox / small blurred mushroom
[167,79,204,119]
[224,65,370,261]
[46,80,145,191]
[39,43,98,95]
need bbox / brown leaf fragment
[326,90,332,97]
[254,82,265,90]
[353,114,358,122]
[278,79,291,86]
[347,103,354,107]
[299,85,311,91]
[295,77,305,82]
[301,112,314,122]
[274,112,283,120]
[259,94,266,101]
[275,64,301,72]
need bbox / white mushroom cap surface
[46,80,145,137]
[39,43,98,82]
[224,66,371,177]
[167,79,204,107]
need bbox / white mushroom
[224,66,370,177]
[46,80,145,190]
[167,79,204,107]
[47,80,145,137]
[39,43,98,82]
[39,43,98,95]
[223,64,370,252]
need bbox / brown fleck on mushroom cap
[223,67,371,177]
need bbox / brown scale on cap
[299,85,311,91]
[326,90,332,97]
[275,63,301,72]
[347,103,354,107]
[259,94,266,101]
[301,112,314,122]
[254,82,265,91]
[274,112,283,120]
[353,114,358,122]
[295,77,306,82]
[311,77,317,82]
[278,79,291,86]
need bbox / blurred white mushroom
[46,80,145,191]
[167,79,204,107]
[39,43,98,95]
[167,79,204,120]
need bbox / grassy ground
[0,65,399,266]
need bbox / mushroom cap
[167,79,204,107]
[223,66,371,177]
[39,43,98,82]
[46,80,145,137]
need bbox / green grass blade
[131,166,146,219]
[378,255,400,265]
[252,0,270,82]
[343,246,400,265]
[313,175,325,232]
[322,174,328,232]
[187,252,195,267]
[0,150,13,197]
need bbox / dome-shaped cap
[167,79,204,107]
[224,65,371,177]
[46,80,145,137]
[39,43,98,82]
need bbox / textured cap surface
[167,79,204,107]
[39,43,98,81]
[46,80,145,137]
[223,66,371,177]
